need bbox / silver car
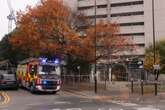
[0,70,18,89]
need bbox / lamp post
[152,0,156,64]
[77,66,81,87]
[152,0,157,96]
[59,33,65,83]
[94,0,97,94]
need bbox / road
[0,89,163,110]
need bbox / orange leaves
[9,0,132,62]
[81,20,131,61]
[9,0,72,57]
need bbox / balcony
[111,15,144,24]
[111,5,144,14]
[78,0,107,8]
[110,0,143,4]
[81,8,107,17]
[119,25,144,34]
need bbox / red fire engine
[16,57,61,93]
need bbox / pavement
[62,82,165,105]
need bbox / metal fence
[61,74,107,91]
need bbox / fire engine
[16,57,61,93]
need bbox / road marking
[0,91,11,105]
[108,100,139,107]
[62,91,88,99]
[135,107,160,110]
[79,100,92,103]
[52,108,82,110]
[54,101,71,105]
[66,108,82,110]
[52,109,61,110]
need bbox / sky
[0,0,76,40]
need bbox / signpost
[153,64,160,96]
[153,64,160,70]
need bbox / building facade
[77,0,165,57]
[77,0,165,81]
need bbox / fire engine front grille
[46,81,58,85]
[42,85,56,89]
[41,80,58,90]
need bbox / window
[117,33,145,36]
[111,11,144,17]
[29,65,37,75]
[78,6,93,10]
[97,5,107,8]
[88,14,108,19]
[119,22,144,26]
[111,1,143,7]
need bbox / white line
[109,100,139,107]
[54,101,71,105]
[52,109,61,110]
[135,107,160,110]
[80,100,92,103]
[66,108,82,110]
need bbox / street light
[58,32,65,83]
[152,0,157,96]
[94,0,97,94]
[152,0,156,64]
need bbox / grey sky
[0,0,76,40]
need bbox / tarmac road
[0,89,163,110]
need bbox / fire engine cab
[16,57,61,93]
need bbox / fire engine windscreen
[38,65,57,75]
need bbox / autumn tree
[144,40,165,80]
[8,0,132,75]
[9,0,81,58]
[8,0,92,74]
[67,11,92,32]
[144,45,160,72]
[81,20,132,63]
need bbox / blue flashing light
[42,59,47,63]
[43,80,47,85]
[54,59,60,64]
[39,57,60,65]
[39,57,47,64]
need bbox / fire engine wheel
[30,85,35,93]
[51,91,57,94]
[18,80,23,88]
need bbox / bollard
[141,80,144,96]
[131,79,134,93]
[155,81,158,96]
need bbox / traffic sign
[153,64,160,70]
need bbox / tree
[0,34,28,65]
[8,0,92,74]
[8,0,132,75]
[9,0,80,58]
[144,47,160,72]
[81,20,132,62]
[144,40,165,80]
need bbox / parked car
[0,60,18,90]
[0,70,18,89]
